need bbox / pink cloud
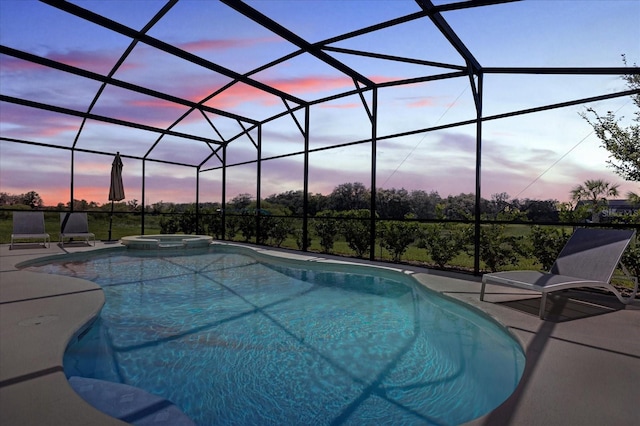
[0,55,44,72]
[204,83,277,109]
[406,98,436,108]
[369,75,402,85]
[39,124,82,138]
[129,99,185,109]
[0,152,116,206]
[48,50,135,74]
[267,75,353,94]
[0,103,83,139]
[87,89,193,128]
[178,37,279,52]
[2,53,405,123]
[1,49,138,74]
[203,75,358,110]
[319,103,360,109]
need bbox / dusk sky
[1,0,639,207]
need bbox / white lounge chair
[60,212,95,247]
[481,228,638,319]
[10,211,50,249]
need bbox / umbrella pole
[108,200,114,241]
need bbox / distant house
[605,199,639,216]
[575,199,638,222]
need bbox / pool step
[68,376,195,425]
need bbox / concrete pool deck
[0,241,638,425]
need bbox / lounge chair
[60,212,95,247]
[10,211,50,249]
[481,228,638,319]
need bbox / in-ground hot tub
[120,234,212,249]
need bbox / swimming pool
[27,245,524,425]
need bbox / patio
[1,242,638,425]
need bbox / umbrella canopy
[108,152,125,241]
[109,152,125,202]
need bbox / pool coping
[1,240,638,425]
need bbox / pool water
[28,247,524,425]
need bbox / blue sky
[1,0,639,206]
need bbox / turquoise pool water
[28,246,524,425]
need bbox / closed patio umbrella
[108,152,125,241]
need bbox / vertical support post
[196,166,200,234]
[141,159,146,235]
[256,124,262,244]
[369,88,378,261]
[70,149,75,212]
[473,73,484,275]
[140,158,147,235]
[303,106,310,251]
[221,144,227,240]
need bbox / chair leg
[539,293,547,319]
[480,280,486,301]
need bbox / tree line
[2,177,637,224]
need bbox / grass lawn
[233,226,545,273]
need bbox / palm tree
[570,179,620,222]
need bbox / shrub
[159,213,180,234]
[237,210,256,242]
[529,225,570,271]
[261,215,290,247]
[339,209,373,258]
[313,210,339,253]
[203,211,223,239]
[159,216,177,234]
[477,224,525,272]
[293,228,312,250]
[379,217,422,262]
[179,206,197,234]
[225,214,240,240]
[419,222,472,268]
[622,239,640,278]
